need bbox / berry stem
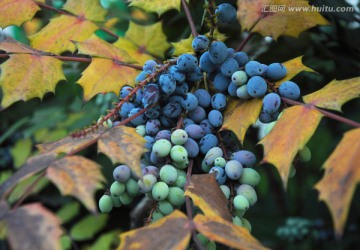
[181,0,198,37]
[205,0,217,41]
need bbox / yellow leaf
[237,0,329,39]
[118,210,191,250]
[221,98,263,145]
[114,37,154,65]
[259,106,323,188]
[47,156,105,213]
[0,0,43,27]
[98,126,147,178]
[303,77,360,111]
[171,35,194,56]
[63,0,107,21]
[194,214,269,250]
[4,203,62,250]
[274,56,316,87]
[315,128,360,237]
[129,0,182,16]
[30,15,99,54]
[185,174,232,221]
[74,35,139,101]
[125,21,171,58]
[0,54,65,108]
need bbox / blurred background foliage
[0,0,359,249]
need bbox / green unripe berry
[97,118,113,128]
[171,129,188,145]
[152,139,172,157]
[167,187,185,206]
[238,168,261,186]
[232,70,248,86]
[152,211,164,222]
[220,185,230,199]
[110,181,126,196]
[172,158,189,169]
[119,192,133,205]
[160,165,178,185]
[152,182,169,201]
[214,157,226,167]
[170,145,188,162]
[99,194,113,213]
[175,175,187,189]
[126,178,140,197]
[138,174,157,193]
[158,200,174,215]
[299,146,311,162]
[110,194,122,207]
[233,194,250,211]
[136,125,146,136]
[232,216,243,227]
[236,184,257,206]
[241,218,252,232]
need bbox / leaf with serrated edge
[0,0,44,27]
[185,174,232,221]
[303,77,360,111]
[125,21,171,58]
[63,0,107,21]
[118,210,190,250]
[129,0,182,16]
[47,156,105,213]
[315,128,360,236]
[260,106,323,188]
[194,214,269,250]
[172,35,194,56]
[221,98,263,145]
[98,126,147,178]
[274,56,316,87]
[4,203,62,250]
[114,37,154,65]
[237,0,328,39]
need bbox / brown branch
[236,14,264,52]
[181,0,198,37]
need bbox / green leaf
[70,214,108,241]
[88,230,121,250]
[10,138,32,168]
[56,202,81,224]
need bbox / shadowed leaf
[0,0,44,27]
[98,126,147,178]
[118,210,191,250]
[194,214,269,250]
[47,156,105,213]
[185,174,232,222]
[303,77,360,111]
[129,0,183,16]
[4,203,62,250]
[259,105,323,188]
[221,98,263,145]
[315,128,360,236]
[237,0,328,39]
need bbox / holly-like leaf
[303,77,360,112]
[4,203,62,250]
[46,156,105,213]
[259,105,323,188]
[237,0,328,39]
[98,126,147,178]
[171,35,194,56]
[114,37,154,65]
[125,21,171,58]
[194,214,269,250]
[315,128,360,236]
[0,0,44,27]
[74,35,139,101]
[118,210,191,250]
[0,38,65,108]
[185,174,232,222]
[274,56,316,87]
[62,0,107,21]
[129,0,182,16]
[221,98,263,145]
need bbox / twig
[181,0,198,37]
[236,14,264,52]
[206,0,217,41]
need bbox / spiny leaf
[74,35,139,101]
[274,56,316,87]
[315,128,360,237]
[125,21,171,58]
[129,0,183,16]
[171,35,194,56]
[4,203,62,250]
[118,210,191,250]
[114,37,154,65]
[98,126,147,178]
[46,156,105,213]
[259,105,323,188]
[221,98,263,145]
[303,77,360,111]
[194,214,269,250]
[185,174,232,222]
[0,0,44,27]
[237,0,329,39]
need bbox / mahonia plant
[0,0,359,249]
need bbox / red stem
[181,0,198,37]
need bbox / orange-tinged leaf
[274,56,315,87]
[129,0,182,16]
[171,35,194,56]
[74,36,139,101]
[0,53,65,107]
[118,210,191,250]
[303,77,360,112]
[194,214,269,250]
[98,126,147,178]
[315,128,360,236]
[185,174,232,222]
[0,0,43,27]
[30,15,98,54]
[0,35,42,56]
[63,0,107,21]
[4,203,62,250]
[113,37,154,65]
[221,98,263,145]
[46,156,105,213]
[237,0,329,39]
[125,21,171,58]
[260,106,323,188]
